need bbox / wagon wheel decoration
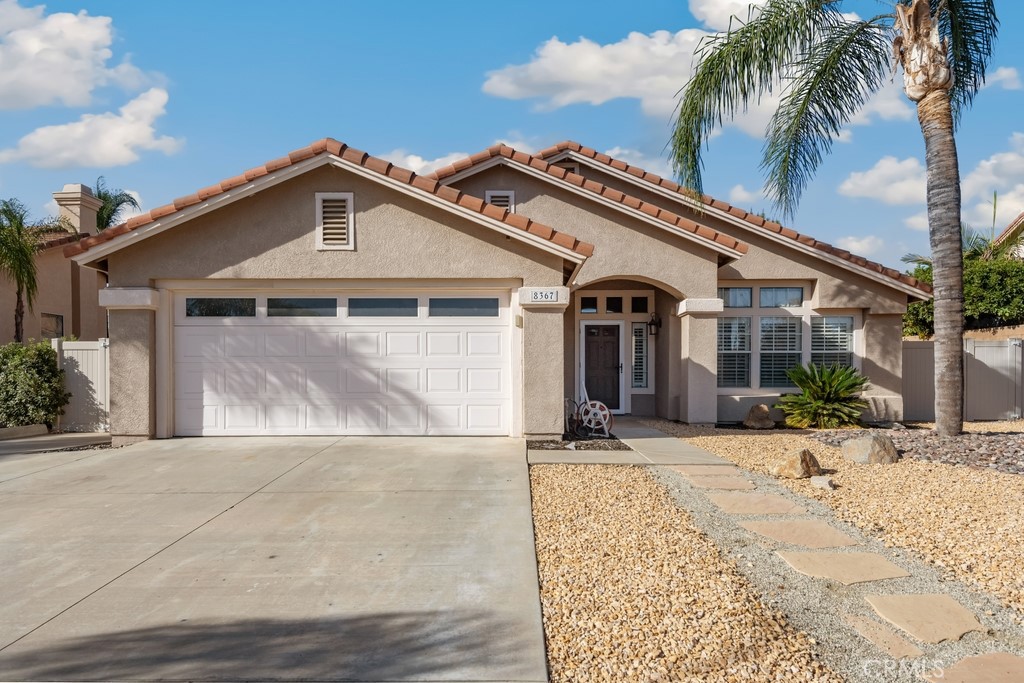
[579,400,613,437]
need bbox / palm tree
[94,177,141,230]
[0,199,66,342]
[671,0,998,436]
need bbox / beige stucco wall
[0,248,74,343]
[99,164,570,439]
[107,165,563,287]
[451,166,721,298]
[108,309,154,444]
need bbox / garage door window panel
[428,298,500,317]
[268,297,337,317]
[186,298,256,317]
[348,298,419,317]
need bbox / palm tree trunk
[917,89,963,436]
[14,285,24,343]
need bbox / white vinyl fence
[51,338,109,432]
[903,338,1023,421]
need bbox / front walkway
[531,418,1024,681]
[0,436,546,683]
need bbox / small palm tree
[0,199,68,342]
[94,177,141,230]
[775,363,869,428]
[671,0,999,437]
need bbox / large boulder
[770,448,823,479]
[841,433,900,464]
[743,404,776,430]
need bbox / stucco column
[677,298,723,425]
[100,288,160,445]
[861,313,905,421]
[519,287,569,438]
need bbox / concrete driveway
[0,437,547,682]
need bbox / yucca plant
[775,364,869,429]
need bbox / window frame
[315,191,355,251]
[714,283,862,394]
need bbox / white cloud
[688,0,765,31]
[380,149,469,175]
[0,88,182,168]
[848,79,914,125]
[836,235,885,257]
[904,211,929,232]
[728,183,762,205]
[603,146,674,179]
[983,66,1021,91]
[838,156,927,205]
[0,0,147,110]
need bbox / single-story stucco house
[62,138,930,444]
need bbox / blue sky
[0,0,1021,268]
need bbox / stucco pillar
[53,184,102,235]
[677,298,723,424]
[861,313,905,421]
[100,288,160,446]
[519,287,569,438]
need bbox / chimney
[53,184,103,235]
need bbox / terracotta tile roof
[995,210,1024,246]
[65,138,593,260]
[535,141,931,295]
[429,145,748,256]
[38,230,83,250]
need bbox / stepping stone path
[615,418,1022,678]
[865,594,984,644]
[778,551,911,585]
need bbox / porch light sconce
[647,313,662,336]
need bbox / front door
[584,324,621,410]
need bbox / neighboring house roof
[994,210,1024,246]
[38,230,83,251]
[65,138,594,262]
[534,141,931,297]
[429,144,748,259]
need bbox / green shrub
[774,363,868,429]
[0,341,71,428]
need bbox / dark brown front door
[584,324,620,409]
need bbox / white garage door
[173,291,513,436]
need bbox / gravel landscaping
[528,437,633,451]
[530,464,839,682]
[640,418,1024,617]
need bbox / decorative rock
[841,433,900,464]
[770,448,822,479]
[810,475,836,490]
[743,404,776,430]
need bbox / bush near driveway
[0,341,71,428]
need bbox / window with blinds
[632,323,648,388]
[812,316,854,367]
[760,317,802,387]
[484,190,515,213]
[315,192,355,250]
[717,317,751,387]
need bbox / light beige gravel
[641,418,1024,617]
[530,464,840,682]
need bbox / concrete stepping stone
[687,475,756,490]
[669,464,740,476]
[843,614,924,659]
[921,652,1024,683]
[778,551,910,585]
[865,594,983,644]
[706,492,806,515]
[739,519,859,548]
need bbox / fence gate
[51,338,110,432]
[901,338,1024,421]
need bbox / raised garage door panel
[173,293,512,436]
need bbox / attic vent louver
[315,192,355,250]
[484,190,515,213]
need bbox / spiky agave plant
[775,363,869,429]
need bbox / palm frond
[932,0,998,125]
[762,15,892,215]
[670,0,844,199]
[94,176,141,230]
